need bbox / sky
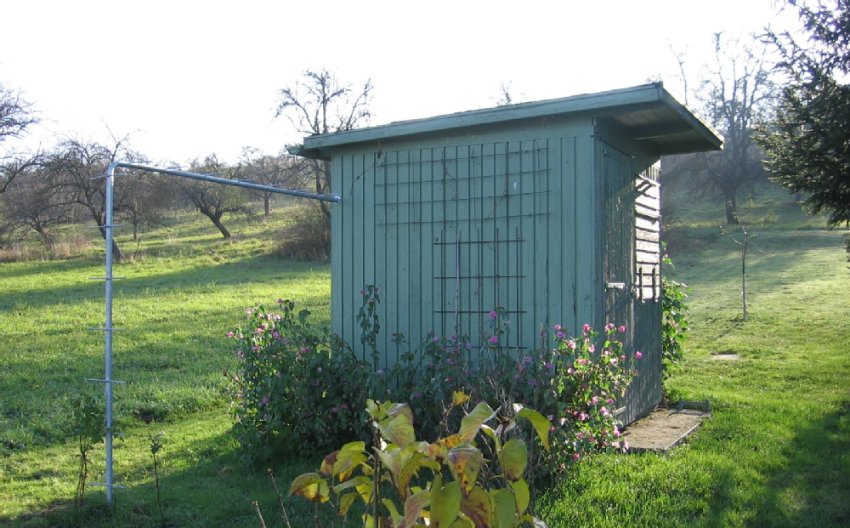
[0,0,798,166]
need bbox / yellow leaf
[452,391,471,407]
[288,472,330,503]
[447,447,484,494]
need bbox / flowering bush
[228,299,370,462]
[371,309,639,477]
[228,291,641,478]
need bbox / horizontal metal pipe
[108,161,341,203]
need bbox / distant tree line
[3,1,848,260]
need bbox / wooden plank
[636,215,660,231]
[636,202,661,219]
[636,192,660,209]
[635,229,660,243]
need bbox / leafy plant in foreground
[149,431,166,524]
[70,392,104,507]
[289,393,552,527]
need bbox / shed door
[602,144,635,349]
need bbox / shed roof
[294,83,722,160]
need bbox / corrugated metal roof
[294,82,723,160]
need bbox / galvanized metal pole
[96,161,340,506]
[103,163,116,505]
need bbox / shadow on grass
[0,254,328,313]
[701,402,850,528]
[751,401,850,527]
[1,429,337,528]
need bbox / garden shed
[294,82,721,425]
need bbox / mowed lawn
[2,197,850,526]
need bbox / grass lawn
[537,188,850,527]
[2,188,849,526]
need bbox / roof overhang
[292,82,722,160]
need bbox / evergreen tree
[760,0,850,226]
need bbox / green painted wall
[328,116,662,422]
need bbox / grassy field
[2,187,849,526]
[537,187,850,527]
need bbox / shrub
[371,313,638,479]
[288,394,552,527]
[228,299,370,462]
[275,205,331,261]
[229,290,641,479]
[661,276,689,379]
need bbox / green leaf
[383,498,402,527]
[332,475,372,495]
[460,486,493,527]
[510,479,530,515]
[497,438,528,482]
[339,492,358,516]
[430,477,461,527]
[490,488,516,528]
[479,424,501,453]
[288,472,330,503]
[380,412,415,447]
[459,402,496,443]
[403,489,430,528]
[514,404,551,450]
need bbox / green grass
[2,187,850,526]
[537,184,850,527]
[1,204,334,525]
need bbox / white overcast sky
[1,0,797,165]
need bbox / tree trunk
[97,226,124,262]
[263,193,271,216]
[725,195,739,225]
[210,214,231,239]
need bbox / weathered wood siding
[627,167,663,423]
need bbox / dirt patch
[622,408,710,452]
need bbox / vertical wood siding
[329,126,659,424]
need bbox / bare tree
[181,155,253,239]
[0,83,39,194]
[694,34,774,224]
[120,172,178,240]
[44,137,140,261]
[275,69,373,220]
[239,147,307,216]
[0,163,72,246]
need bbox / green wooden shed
[295,82,721,424]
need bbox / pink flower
[226,331,235,338]
[488,335,499,345]
[635,351,643,360]
[572,453,581,461]
[600,406,610,417]
[618,325,627,333]
[605,322,615,331]
[583,323,592,333]
[553,324,562,332]
[488,310,498,320]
